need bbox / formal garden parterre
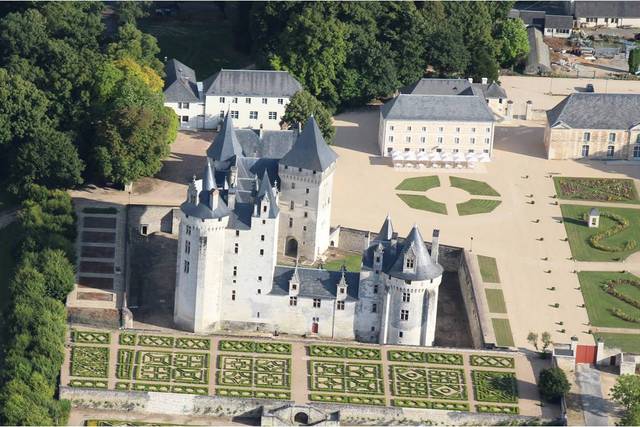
[553,177,639,203]
[578,271,640,329]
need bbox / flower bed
[469,355,515,369]
[138,334,175,348]
[391,399,469,411]
[116,349,134,379]
[70,346,109,378]
[476,404,519,414]
[175,337,210,350]
[586,211,637,253]
[218,339,291,355]
[387,350,463,365]
[309,393,385,406]
[309,345,381,360]
[115,382,130,390]
[216,355,291,390]
[389,365,467,401]
[554,177,639,203]
[215,388,290,400]
[308,361,384,395]
[471,370,518,403]
[69,379,108,389]
[119,333,136,346]
[72,330,110,345]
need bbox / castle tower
[378,225,443,347]
[174,160,231,332]
[278,117,338,261]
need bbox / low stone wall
[60,387,549,426]
[334,226,371,253]
[67,307,120,329]
[457,250,491,349]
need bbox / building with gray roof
[573,1,640,28]
[545,93,640,160]
[163,59,303,131]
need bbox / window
[438,127,444,133]
[389,136,394,143]
[390,125,395,131]
[219,97,225,103]
[235,230,240,237]
[420,137,426,143]
[486,127,491,133]
[230,110,239,119]
[454,137,460,144]
[471,127,476,133]
[231,290,236,301]
[290,296,297,306]
[470,137,476,145]
[453,148,459,153]
[303,226,307,232]
[232,97,238,103]
[371,303,377,313]
[234,243,239,254]
[261,235,265,241]
[185,240,190,254]
[277,98,284,105]
[179,102,190,109]
[199,237,207,250]
[336,301,345,310]
[405,136,411,143]
[220,110,225,119]
[304,200,309,207]
[402,292,410,302]
[406,126,412,131]
[607,145,615,157]
[304,212,308,218]
[483,149,490,153]
[245,97,251,104]
[289,218,293,228]
[269,112,277,120]
[290,201,294,210]
[181,116,189,123]
[259,249,264,256]
[186,225,192,235]
[249,111,258,120]
[373,284,378,294]
[371,326,376,332]
[405,258,414,269]
[581,145,590,157]
[400,310,409,321]
[609,133,616,143]
[291,182,295,189]
[292,284,297,290]
[583,132,591,142]
[339,287,345,294]
[421,126,427,132]
[485,138,490,144]
[437,136,443,144]
[183,260,190,273]
[636,134,640,143]
[313,298,321,308]
[404,148,410,152]
[455,127,460,133]
[257,289,261,294]
[398,331,404,338]
[633,145,640,158]
[233,266,237,277]
[306,188,310,194]
[468,149,475,153]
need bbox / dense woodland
[0,2,529,424]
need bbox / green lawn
[450,176,500,196]
[492,318,515,347]
[560,204,640,261]
[477,255,501,283]
[139,15,252,79]
[396,194,447,215]
[486,289,507,314]
[578,271,640,329]
[553,177,639,204]
[395,176,440,192]
[324,253,362,272]
[593,333,640,353]
[457,199,502,216]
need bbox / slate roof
[164,59,200,103]
[381,94,495,122]
[181,161,232,220]
[546,93,640,130]
[255,170,279,218]
[574,1,640,18]
[477,82,508,99]
[401,79,474,96]
[270,266,360,301]
[518,9,547,27]
[362,222,443,281]
[377,215,394,242]
[209,115,243,167]
[545,14,574,29]
[280,117,338,172]
[203,69,302,97]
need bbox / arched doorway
[285,237,298,257]
[294,412,309,425]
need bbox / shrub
[538,367,570,403]
[587,211,636,253]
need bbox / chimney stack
[431,229,440,264]
[467,77,473,83]
[481,77,488,85]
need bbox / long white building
[163,59,302,131]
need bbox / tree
[23,249,75,301]
[113,1,150,24]
[541,331,552,352]
[281,90,335,142]
[107,23,163,75]
[497,18,529,67]
[612,374,640,425]
[527,332,539,350]
[426,26,470,77]
[538,367,570,402]
[629,48,640,75]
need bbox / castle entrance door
[285,237,298,257]
[311,322,319,334]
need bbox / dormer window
[375,256,380,263]
[292,284,297,290]
[405,258,414,269]
[340,288,345,294]
[263,205,267,213]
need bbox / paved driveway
[575,364,609,426]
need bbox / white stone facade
[204,95,290,131]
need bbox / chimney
[298,121,302,132]
[209,189,219,210]
[259,123,264,139]
[481,77,488,85]
[431,229,440,264]
[467,77,473,83]
[227,190,236,210]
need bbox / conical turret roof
[388,225,443,281]
[377,215,394,241]
[280,117,337,172]
[209,114,243,162]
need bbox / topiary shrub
[538,367,570,403]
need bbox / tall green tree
[612,374,640,425]
[538,367,570,402]
[497,18,529,67]
[281,90,335,142]
[107,23,164,75]
[629,48,640,75]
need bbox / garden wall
[60,388,548,426]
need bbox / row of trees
[243,2,528,110]
[0,186,77,425]
[0,2,177,197]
